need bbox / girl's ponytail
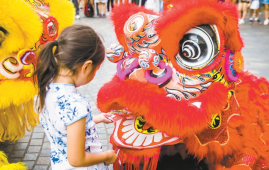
[33,41,58,112]
[34,25,105,113]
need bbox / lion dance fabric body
[97,0,269,169]
[0,0,74,169]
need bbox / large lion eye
[175,25,220,70]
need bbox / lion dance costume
[0,0,74,169]
[98,0,269,169]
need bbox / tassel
[147,155,159,170]
[113,146,161,170]
[143,157,150,170]
[0,99,39,142]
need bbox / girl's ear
[82,60,93,73]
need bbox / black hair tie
[54,40,58,46]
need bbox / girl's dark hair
[33,25,105,112]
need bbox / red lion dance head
[98,0,269,169]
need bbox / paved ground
[0,11,268,170]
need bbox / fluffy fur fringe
[0,151,27,170]
[0,99,39,142]
[112,140,161,170]
[155,0,243,65]
[99,72,269,169]
[180,72,269,169]
[97,76,229,137]
[0,80,37,109]
[234,72,269,169]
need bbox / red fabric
[183,72,269,168]
[97,76,229,137]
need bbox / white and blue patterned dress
[40,83,108,170]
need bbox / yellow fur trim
[0,152,27,170]
[0,99,39,142]
[0,80,37,109]
[45,0,75,34]
[0,0,42,60]
[0,152,8,167]
[0,164,27,170]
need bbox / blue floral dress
[40,83,108,170]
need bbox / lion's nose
[18,50,36,65]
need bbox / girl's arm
[67,118,117,167]
[93,113,113,124]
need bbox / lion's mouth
[111,116,182,149]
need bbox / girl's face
[74,61,102,87]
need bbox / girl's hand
[67,118,117,167]
[93,113,113,124]
[104,150,117,165]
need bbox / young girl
[33,25,117,170]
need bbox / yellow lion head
[0,0,74,141]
